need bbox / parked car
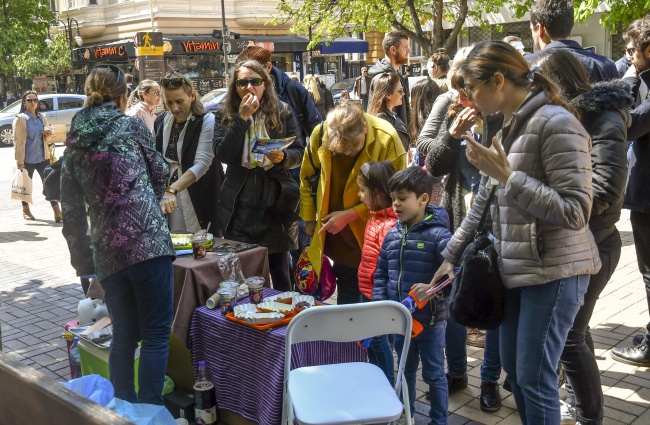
[200,88,228,112]
[0,94,86,146]
[329,78,356,101]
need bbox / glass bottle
[194,360,217,425]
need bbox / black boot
[479,381,502,412]
[611,344,650,366]
[446,373,468,393]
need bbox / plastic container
[78,339,140,392]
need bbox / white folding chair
[282,301,413,425]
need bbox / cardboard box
[77,339,140,393]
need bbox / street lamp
[45,16,83,93]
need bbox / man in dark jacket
[525,0,618,83]
[368,30,411,124]
[353,67,372,110]
[611,15,650,366]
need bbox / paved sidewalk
[0,146,649,424]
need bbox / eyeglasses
[24,99,38,103]
[236,78,264,88]
[460,76,491,100]
[95,64,123,83]
[150,90,162,96]
[161,75,190,89]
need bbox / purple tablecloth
[189,288,366,425]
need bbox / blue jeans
[500,275,589,425]
[394,321,447,425]
[360,294,394,385]
[101,256,174,405]
[445,318,501,382]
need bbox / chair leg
[402,374,412,425]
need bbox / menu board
[190,78,225,96]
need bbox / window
[57,97,84,110]
[38,98,55,112]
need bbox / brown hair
[325,102,366,156]
[126,79,158,109]
[529,0,574,40]
[367,72,401,116]
[530,49,590,105]
[221,60,282,131]
[162,72,206,116]
[382,30,409,56]
[84,67,127,108]
[429,48,450,73]
[19,91,38,113]
[357,161,396,211]
[624,15,650,50]
[461,41,576,116]
[409,79,441,142]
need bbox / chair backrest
[284,301,412,393]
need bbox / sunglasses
[161,75,191,89]
[24,98,39,103]
[236,78,264,88]
[95,64,123,83]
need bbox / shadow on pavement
[0,232,48,243]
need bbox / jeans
[445,317,501,382]
[500,275,589,425]
[394,321,447,425]
[268,251,291,292]
[360,294,395,385]
[22,160,58,207]
[101,256,174,405]
[332,263,360,305]
[631,212,650,347]
[561,231,621,425]
[289,219,311,289]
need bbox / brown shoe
[467,328,486,348]
[52,203,62,223]
[22,205,35,220]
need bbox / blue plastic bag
[106,398,177,425]
[60,374,114,407]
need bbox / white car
[0,94,87,146]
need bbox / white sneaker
[560,400,576,425]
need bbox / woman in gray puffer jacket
[415,41,601,425]
[533,49,633,425]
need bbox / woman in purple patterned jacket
[61,65,175,405]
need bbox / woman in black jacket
[213,60,303,291]
[533,48,632,425]
[367,72,410,152]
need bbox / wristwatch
[165,186,179,196]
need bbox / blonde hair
[84,67,127,108]
[447,46,474,89]
[325,102,366,156]
[162,73,207,116]
[126,79,159,109]
[303,74,322,103]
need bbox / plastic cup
[245,276,265,304]
[192,236,206,259]
[206,293,220,309]
[217,288,235,315]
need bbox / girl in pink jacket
[357,160,398,384]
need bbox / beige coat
[13,112,51,165]
[442,92,601,288]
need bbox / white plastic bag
[106,398,177,425]
[11,167,32,204]
[60,374,115,407]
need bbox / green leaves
[14,33,70,78]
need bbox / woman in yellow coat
[300,102,407,304]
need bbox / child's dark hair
[358,161,396,211]
[388,166,434,198]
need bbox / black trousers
[332,263,360,305]
[22,160,57,207]
[631,211,650,345]
[268,251,291,292]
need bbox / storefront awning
[74,39,136,63]
[247,35,309,53]
[320,37,369,54]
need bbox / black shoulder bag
[304,122,324,201]
[448,185,506,330]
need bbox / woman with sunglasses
[154,72,221,234]
[61,65,175,405]
[415,41,601,425]
[367,72,410,152]
[126,79,162,132]
[213,60,303,291]
[300,102,407,304]
[12,90,60,222]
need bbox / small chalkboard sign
[190,78,225,96]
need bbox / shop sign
[136,32,164,56]
[253,42,275,52]
[181,40,222,53]
[76,43,135,62]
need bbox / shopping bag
[60,374,114,407]
[106,398,177,425]
[295,246,336,301]
[11,167,33,204]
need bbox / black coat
[153,112,224,234]
[624,69,650,213]
[376,109,410,152]
[572,81,632,244]
[213,100,303,253]
[368,59,410,125]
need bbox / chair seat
[288,362,403,425]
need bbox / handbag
[43,157,63,202]
[304,122,324,201]
[11,167,33,204]
[448,185,506,330]
[295,245,335,301]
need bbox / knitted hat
[235,45,272,66]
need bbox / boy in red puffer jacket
[357,160,398,384]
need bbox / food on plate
[294,301,311,309]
